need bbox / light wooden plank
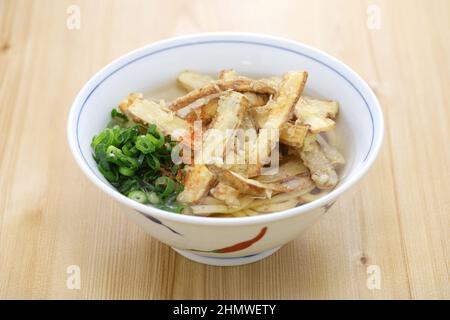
[0,0,448,299]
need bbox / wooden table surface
[0,0,449,300]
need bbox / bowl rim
[67,32,384,227]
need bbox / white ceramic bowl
[67,33,383,266]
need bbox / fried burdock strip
[184,97,219,125]
[218,69,270,107]
[210,183,241,207]
[279,122,309,148]
[295,96,339,133]
[168,78,276,111]
[252,110,310,148]
[177,70,214,92]
[218,69,282,90]
[182,92,267,126]
[179,69,270,124]
[177,92,248,204]
[316,134,345,165]
[119,93,191,142]
[176,165,216,204]
[201,92,248,163]
[299,140,339,190]
[255,160,308,184]
[208,164,313,199]
[247,71,308,177]
[218,69,239,81]
[207,165,271,198]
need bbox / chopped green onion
[111,109,129,123]
[122,142,138,157]
[112,126,132,146]
[146,154,160,171]
[164,142,173,152]
[98,164,119,182]
[106,145,123,164]
[118,178,140,194]
[92,109,186,212]
[94,144,111,170]
[116,128,135,145]
[91,128,114,148]
[135,135,155,154]
[118,155,140,169]
[142,170,158,183]
[119,166,135,176]
[147,192,160,204]
[146,132,164,148]
[147,124,158,135]
[156,203,186,213]
[137,153,145,166]
[174,183,184,193]
[155,176,175,198]
[171,164,180,176]
[127,190,147,204]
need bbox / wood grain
[0,0,449,299]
